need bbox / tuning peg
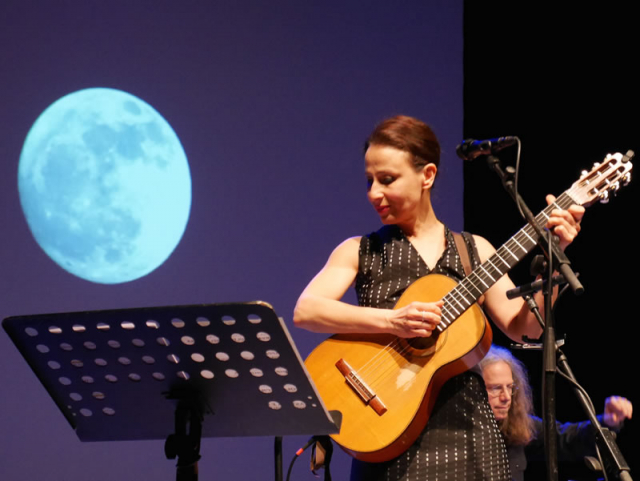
[599,190,610,204]
[610,181,621,194]
[580,170,589,179]
[593,162,601,168]
[623,173,632,186]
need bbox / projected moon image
[18,88,192,284]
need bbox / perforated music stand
[3,301,339,481]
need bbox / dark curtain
[462,3,638,480]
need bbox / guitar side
[304,274,492,462]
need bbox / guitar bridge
[335,358,387,416]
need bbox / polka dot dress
[351,225,511,481]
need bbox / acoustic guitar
[304,152,633,463]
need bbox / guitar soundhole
[404,330,442,357]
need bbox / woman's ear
[422,163,438,190]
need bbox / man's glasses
[486,383,517,397]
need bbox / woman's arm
[476,195,585,342]
[474,235,544,342]
[293,237,442,337]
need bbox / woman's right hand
[385,300,443,337]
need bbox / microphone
[456,136,517,161]
[505,273,570,300]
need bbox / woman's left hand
[545,194,585,250]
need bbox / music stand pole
[275,436,283,481]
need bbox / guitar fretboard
[438,192,577,331]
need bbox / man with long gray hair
[478,345,632,480]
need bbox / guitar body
[304,273,492,463]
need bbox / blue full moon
[18,88,192,284]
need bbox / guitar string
[355,202,554,388]
[354,337,413,386]
[358,265,496,388]
[352,243,449,381]
[362,270,496,389]
[357,202,567,389]
[360,215,588,392]
[352,189,582,389]
[355,256,480,383]
[361,339,418,390]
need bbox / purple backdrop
[0,2,463,479]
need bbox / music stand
[3,301,339,481]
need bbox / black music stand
[3,301,339,481]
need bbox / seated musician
[479,345,633,481]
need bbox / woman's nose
[368,181,383,202]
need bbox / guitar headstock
[570,150,634,206]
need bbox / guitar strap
[452,231,485,306]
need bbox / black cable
[555,365,598,415]
[285,453,298,481]
[513,138,525,220]
[285,436,317,481]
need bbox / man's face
[483,361,514,422]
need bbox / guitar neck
[439,192,577,330]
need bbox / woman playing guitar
[293,115,584,480]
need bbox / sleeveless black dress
[350,225,511,481]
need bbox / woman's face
[364,144,434,225]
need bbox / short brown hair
[364,115,441,171]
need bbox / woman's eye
[366,176,394,189]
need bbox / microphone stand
[554,350,632,481]
[484,153,583,481]
[510,309,632,480]
[488,146,634,480]
[484,154,583,295]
